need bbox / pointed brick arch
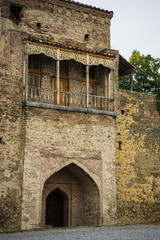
[41,162,101,227]
[42,160,101,193]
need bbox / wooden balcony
[23,41,117,116]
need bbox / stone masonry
[21,108,116,229]
[116,90,160,224]
[0,0,159,233]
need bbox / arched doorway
[42,163,100,227]
[45,189,69,227]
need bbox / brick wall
[21,107,117,230]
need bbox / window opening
[28,55,41,96]
[28,74,40,96]
[10,4,22,24]
[82,82,96,104]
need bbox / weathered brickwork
[0,31,24,232]
[21,107,117,230]
[116,90,160,224]
[1,0,112,50]
[0,0,159,234]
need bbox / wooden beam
[56,49,60,105]
[108,70,111,111]
[104,68,108,111]
[86,54,90,108]
[23,41,26,102]
[119,68,135,77]
[25,41,29,102]
[113,58,116,112]
[56,60,60,105]
[86,65,89,108]
[28,70,98,84]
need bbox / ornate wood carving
[29,43,114,69]
[29,43,57,59]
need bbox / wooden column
[104,68,108,111]
[113,57,116,112]
[107,70,111,111]
[56,49,60,105]
[23,41,26,102]
[25,40,29,102]
[86,65,89,108]
[86,54,90,108]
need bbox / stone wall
[0,31,24,232]
[1,0,112,50]
[1,0,159,234]
[0,1,116,231]
[116,90,160,224]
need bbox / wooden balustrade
[28,87,114,112]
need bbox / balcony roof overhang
[119,54,135,77]
[24,37,135,75]
[101,49,135,77]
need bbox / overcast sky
[76,0,160,60]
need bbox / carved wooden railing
[28,87,114,112]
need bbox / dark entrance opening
[45,189,68,227]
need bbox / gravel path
[1,225,160,240]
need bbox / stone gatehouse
[0,0,160,232]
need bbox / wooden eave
[119,54,135,77]
[24,36,116,58]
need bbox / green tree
[119,50,160,112]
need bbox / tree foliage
[119,50,160,112]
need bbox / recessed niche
[0,138,5,145]
[10,4,22,25]
[84,34,89,41]
[118,141,122,151]
[36,22,41,29]
[121,110,125,115]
